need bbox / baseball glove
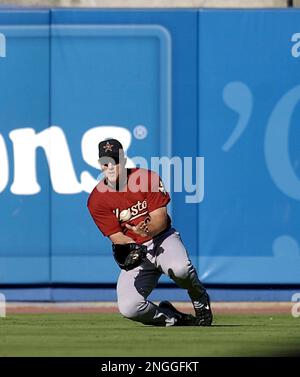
[112,243,147,271]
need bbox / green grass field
[1,313,300,357]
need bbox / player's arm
[125,207,168,238]
[109,232,135,245]
[87,192,127,242]
[143,206,169,237]
[88,202,134,244]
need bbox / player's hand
[125,219,150,237]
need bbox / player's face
[102,161,120,183]
[100,157,126,184]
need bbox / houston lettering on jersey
[114,200,148,222]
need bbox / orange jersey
[87,168,171,244]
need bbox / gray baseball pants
[117,228,207,326]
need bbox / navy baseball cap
[98,139,124,163]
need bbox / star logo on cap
[103,142,114,152]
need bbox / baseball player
[87,138,213,326]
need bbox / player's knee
[117,298,145,320]
[168,263,190,280]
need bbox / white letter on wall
[9,126,81,195]
[0,134,9,193]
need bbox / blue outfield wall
[0,9,300,301]
[198,10,300,284]
[0,11,51,284]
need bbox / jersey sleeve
[87,191,121,237]
[146,170,170,213]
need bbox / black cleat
[159,301,196,326]
[193,293,213,326]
